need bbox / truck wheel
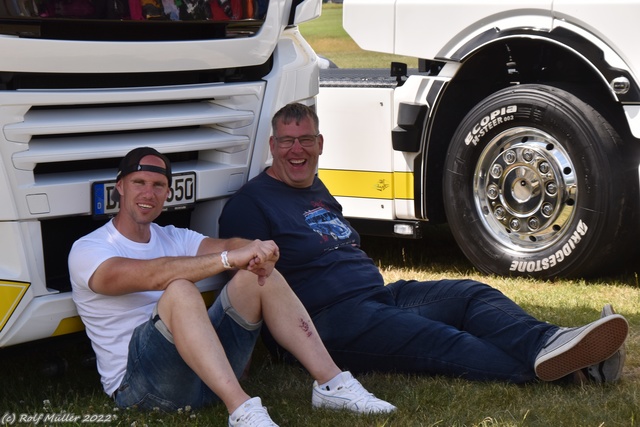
[443,84,636,278]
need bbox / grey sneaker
[312,371,397,414]
[534,313,628,381]
[585,304,627,383]
[228,397,279,427]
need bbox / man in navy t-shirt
[219,103,628,384]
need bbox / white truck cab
[0,0,322,348]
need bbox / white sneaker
[312,371,397,414]
[534,313,628,381]
[228,397,279,427]
[585,304,627,383]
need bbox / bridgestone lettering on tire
[443,84,635,278]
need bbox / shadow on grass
[360,224,473,272]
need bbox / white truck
[317,0,640,279]
[0,0,322,349]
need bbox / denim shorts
[114,285,261,411]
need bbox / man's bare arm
[89,237,280,295]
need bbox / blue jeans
[114,285,261,411]
[310,279,557,383]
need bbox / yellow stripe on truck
[0,280,30,332]
[318,169,414,200]
[52,316,85,336]
[393,171,414,200]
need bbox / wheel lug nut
[504,150,517,164]
[487,184,499,199]
[539,161,550,174]
[546,182,557,195]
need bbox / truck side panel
[344,1,552,59]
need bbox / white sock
[230,397,260,417]
[318,371,347,391]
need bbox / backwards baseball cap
[112,147,172,203]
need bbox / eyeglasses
[273,134,319,148]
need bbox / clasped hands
[226,239,280,285]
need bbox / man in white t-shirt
[68,147,396,427]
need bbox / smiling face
[268,115,324,188]
[114,154,170,242]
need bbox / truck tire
[443,84,636,278]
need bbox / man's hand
[227,240,280,285]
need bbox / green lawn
[1,227,639,426]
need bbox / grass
[1,226,640,426]
[2,4,640,426]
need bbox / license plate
[92,172,196,217]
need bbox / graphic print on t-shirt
[304,206,352,242]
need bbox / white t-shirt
[68,220,206,396]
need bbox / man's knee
[225,270,278,324]
[159,279,205,313]
[163,279,199,296]
[228,269,289,298]
[157,279,207,335]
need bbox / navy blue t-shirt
[219,172,383,316]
